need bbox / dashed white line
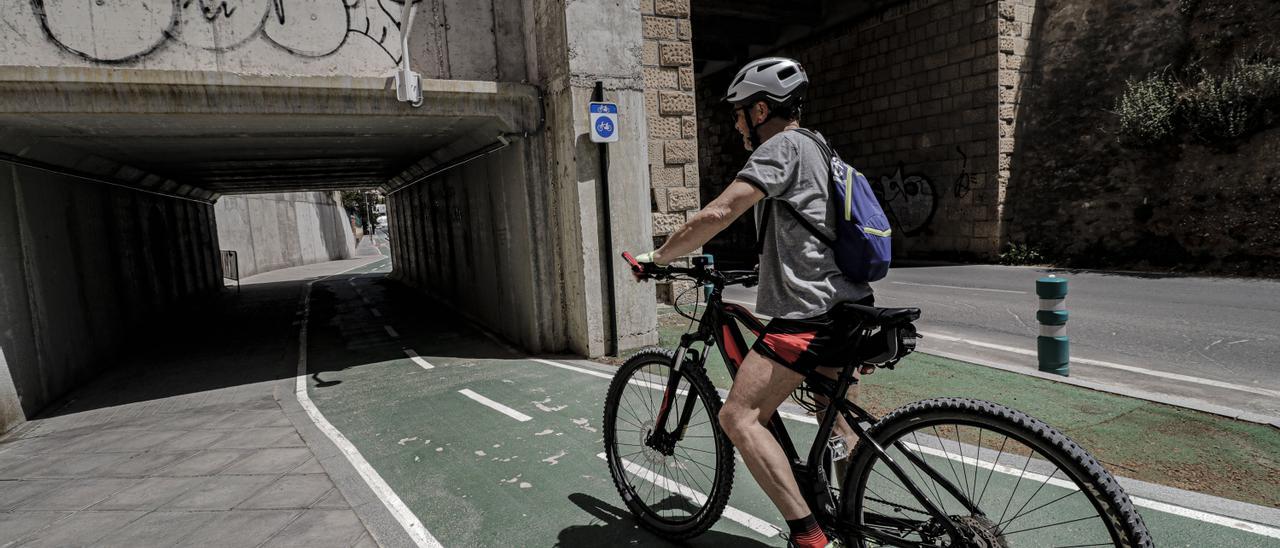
[403,349,434,370]
[597,452,780,539]
[370,308,382,318]
[384,325,400,338]
[458,389,532,422]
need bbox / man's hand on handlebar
[622,251,665,281]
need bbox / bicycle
[603,252,1152,547]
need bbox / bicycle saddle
[840,303,921,327]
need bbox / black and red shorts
[750,296,874,376]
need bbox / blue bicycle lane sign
[589,102,619,143]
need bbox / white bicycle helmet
[724,57,809,107]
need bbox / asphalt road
[724,264,1280,418]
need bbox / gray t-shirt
[737,129,873,320]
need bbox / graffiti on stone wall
[31,0,414,64]
[952,146,974,199]
[872,163,937,236]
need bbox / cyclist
[630,57,873,548]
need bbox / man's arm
[651,179,765,265]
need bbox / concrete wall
[214,191,356,278]
[696,0,1002,265]
[0,164,220,434]
[0,0,528,81]
[388,141,565,353]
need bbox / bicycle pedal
[827,435,850,461]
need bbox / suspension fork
[650,333,705,447]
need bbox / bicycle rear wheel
[841,398,1152,547]
[603,348,735,539]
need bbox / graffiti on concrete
[872,162,937,236]
[31,0,413,64]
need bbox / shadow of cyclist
[555,493,778,547]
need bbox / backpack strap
[754,128,840,256]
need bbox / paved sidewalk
[0,255,394,547]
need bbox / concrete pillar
[532,0,659,356]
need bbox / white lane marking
[404,349,434,370]
[890,280,1028,294]
[537,358,1275,536]
[533,359,681,394]
[296,266,441,548]
[925,332,1280,398]
[597,452,780,539]
[458,389,532,422]
[904,442,1280,539]
[384,325,400,338]
[371,308,383,318]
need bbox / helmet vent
[757,61,781,71]
[777,66,797,80]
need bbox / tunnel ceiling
[0,69,542,197]
[0,112,502,194]
[691,0,885,78]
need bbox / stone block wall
[696,0,1003,267]
[996,0,1039,240]
[641,0,701,302]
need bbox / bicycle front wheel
[842,398,1152,547]
[602,348,735,539]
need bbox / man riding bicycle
[630,57,874,548]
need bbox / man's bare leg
[718,350,811,519]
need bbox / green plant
[999,242,1046,265]
[1184,59,1280,142]
[1115,71,1180,146]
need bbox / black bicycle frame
[646,278,981,546]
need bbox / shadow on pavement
[555,493,774,547]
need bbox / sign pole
[595,81,619,356]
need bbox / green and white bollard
[1036,276,1069,376]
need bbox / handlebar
[622,252,757,288]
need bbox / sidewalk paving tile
[90,476,205,510]
[9,510,146,547]
[178,510,301,548]
[163,450,250,476]
[237,474,334,510]
[352,532,378,548]
[221,448,313,475]
[0,480,66,510]
[289,457,325,474]
[19,478,138,511]
[96,430,188,452]
[168,474,279,510]
[94,510,217,547]
[262,509,366,547]
[0,511,70,543]
[102,450,199,477]
[164,430,229,451]
[211,428,299,449]
[311,488,351,510]
[25,452,134,478]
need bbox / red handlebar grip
[622,252,642,271]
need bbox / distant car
[376,215,388,228]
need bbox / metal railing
[221,250,240,293]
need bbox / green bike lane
[299,271,1279,547]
